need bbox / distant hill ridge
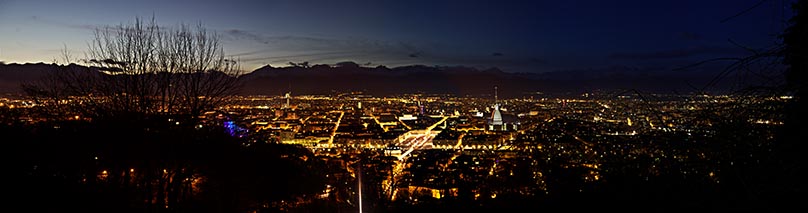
[1,61,728,97]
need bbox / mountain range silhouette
[1,61,735,97]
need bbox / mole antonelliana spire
[491,86,503,126]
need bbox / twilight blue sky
[0,0,793,73]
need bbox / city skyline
[3,87,790,211]
[3,1,805,212]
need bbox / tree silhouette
[25,17,241,123]
[670,1,808,211]
[9,17,334,213]
[772,0,808,210]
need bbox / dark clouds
[223,25,555,72]
[676,32,703,41]
[608,45,747,60]
[224,29,269,44]
[29,15,101,31]
[0,0,790,73]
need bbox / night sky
[0,0,793,73]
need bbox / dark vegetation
[7,117,324,213]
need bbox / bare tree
[27,17,241,122]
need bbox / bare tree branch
[721,0,771,23]
[27,16,243,123]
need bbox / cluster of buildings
[204,89,783,203]
[3,89,783,205]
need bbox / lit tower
[284,92,291,108]
[489,85,503,130]
[491,106,503,127]
[494,85,498,103]
[285,83,292,108]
